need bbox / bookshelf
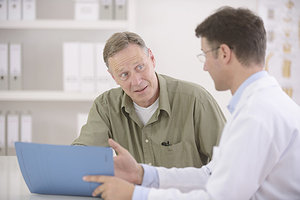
[0,0,135,146]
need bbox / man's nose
[131,73,142,86]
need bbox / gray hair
[103,32,148,67]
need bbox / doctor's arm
[83,139,212,200]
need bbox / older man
[73,32,226,168]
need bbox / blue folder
[15,142,114,197]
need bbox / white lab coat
[148,75,300,200]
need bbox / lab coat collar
[227,71,269,114]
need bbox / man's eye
[120,72,128,79]
[137,65,144,70]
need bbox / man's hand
[82,139,144,199]
[83,176,134,200]
[108,139,144,185]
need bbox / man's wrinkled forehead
[108,46,147,73]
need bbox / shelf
[0,20,130,30]
[0,91,99,101]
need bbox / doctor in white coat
[83,6,300,200]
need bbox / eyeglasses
[196,47,220,63]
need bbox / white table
[0,156,98,200]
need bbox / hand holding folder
[82,139,142,199]
[15,142,114,197]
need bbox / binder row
[0,111,32,156]
[0,43,22,90]
[63,42,117,93]
[75,0,127,20]
[0,0,36,20]
[0,0,127,21]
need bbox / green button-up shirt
[72,74,226,168]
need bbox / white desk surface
[0,156,98,200]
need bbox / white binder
[0,112,6,156]
[22,0,36,20]
[100,0,113,20]
[74,0,99,20]
[95,43,113,92]
[20,113,32,143]
[63,42,80,92]
[9,43,22,90]
[0,0,7,20]
[0,43,8,90]
[79,43,95,92]
[7,112,19,155]
[8,0,21,20]
[114,0,126,20]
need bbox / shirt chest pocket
[152,141,202,168]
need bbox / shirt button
[145,139,149,143]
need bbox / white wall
[135,0,258,119]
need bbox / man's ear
[148,48,156,68]
[219,44,232,64]
[107,68,119,85]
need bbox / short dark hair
[195,6,266,66]
[103,32,147,67]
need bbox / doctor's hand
[83,175,134,200]
[108,139,144,185]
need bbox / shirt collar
[121,90,133,114]
[227,70,268,114]
[121,73,171,117]
[156,74,171,116]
